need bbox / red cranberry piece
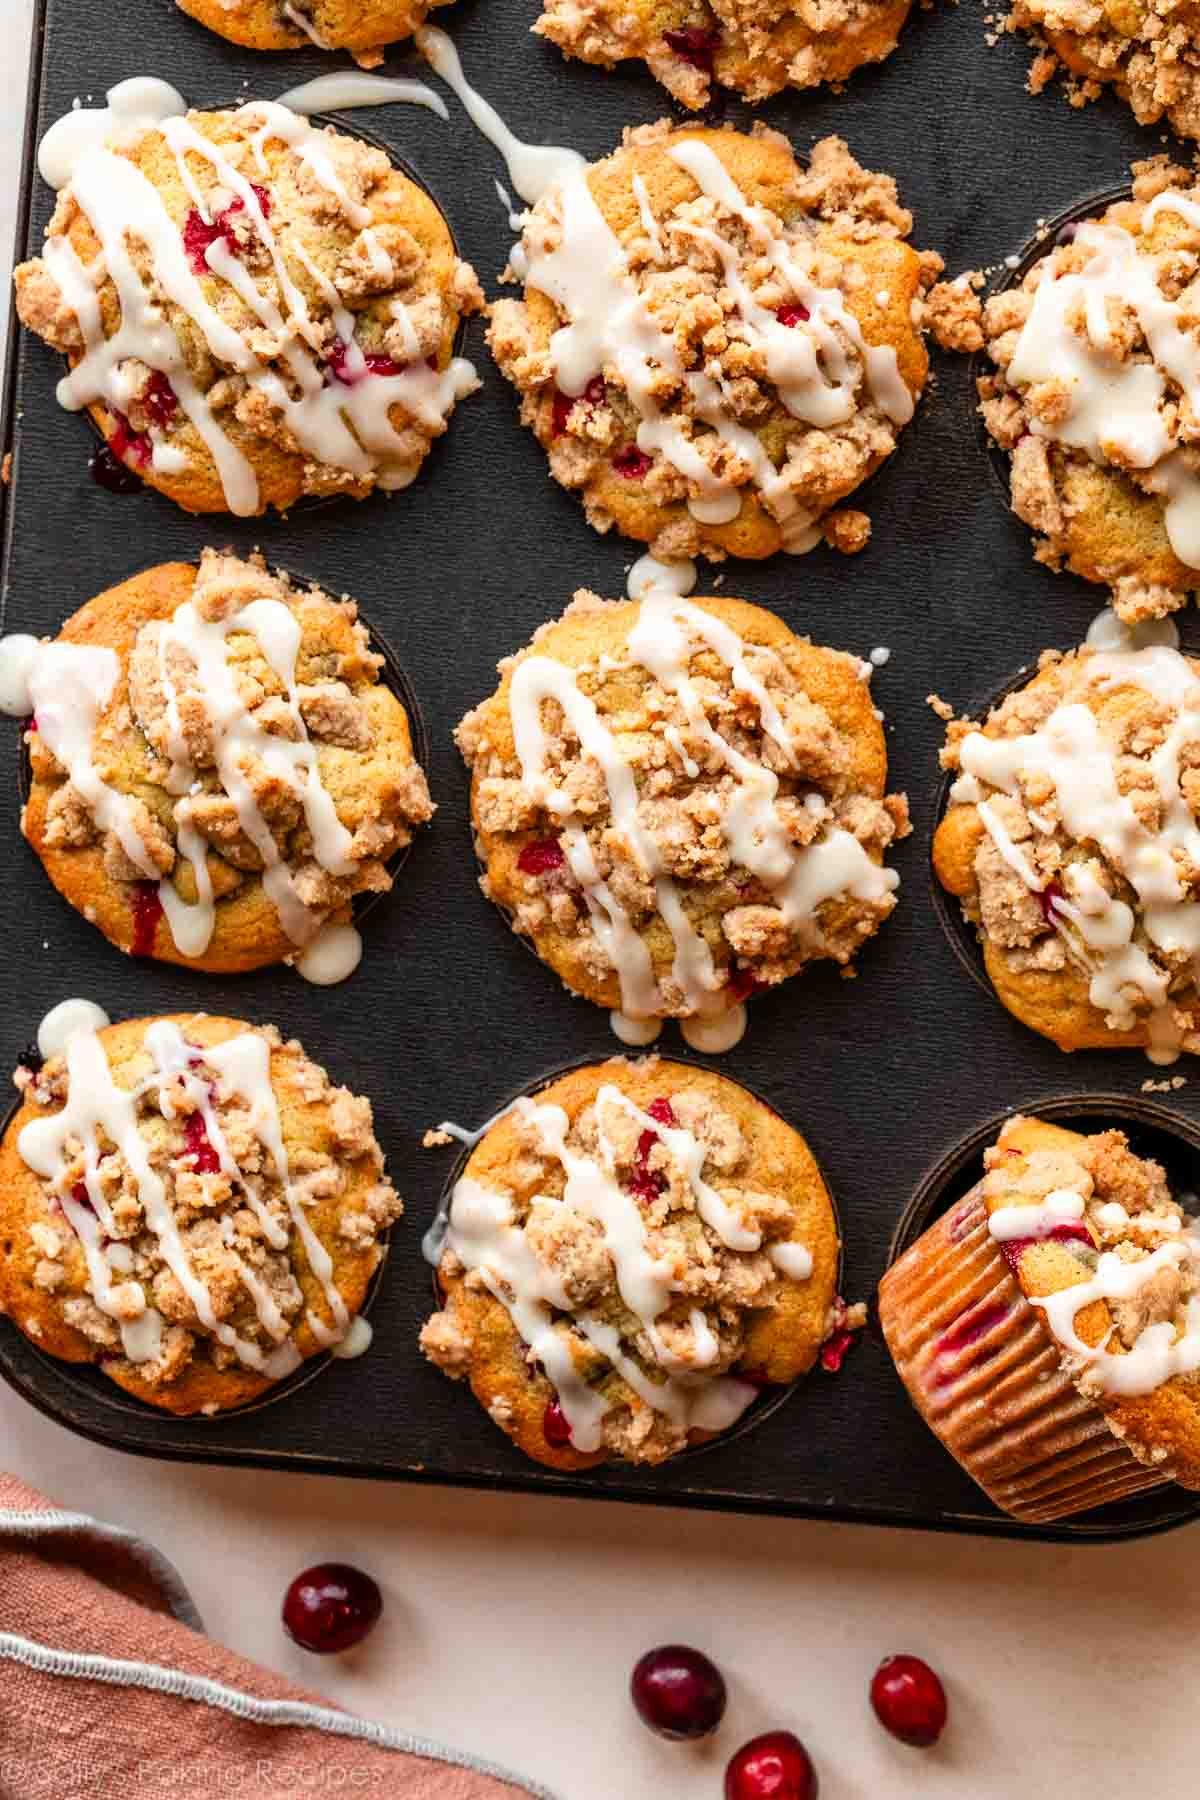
[819,1329,856,1372]
[90,444,144,494]
[15,1042,44,1075]
[282,1563,382,1654]
[109,410,151,469]
[870,1655,947,1748]
[629,1097,677,1203]
[632,1644,727,1741]
[142,371,179,429]
[326,337,401,385]
[663,25,719,70]
[936,1300,1010,1356]
[612,444,652,479]
[183,184,272,274]
[543,1398,573,1447]
[728,967,764,1003]
[69,1180,94,1215]
[1038,878,1064,924]
[550,375,607,437]
[184,1110,221,1175]
[130,881,164,958]
[776,303,811,327]
[997,1220,1092,1273]
[517,837,565,876]
[725,1730,818,1800]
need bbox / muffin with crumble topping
[488,123,941,564]
[178,0,452,63]
[535,0,914,112]
[0,1011,401,1416]
[19,549,433,976]
[458,587,908,1037]
[879,1113,1200,1522]
[420,1057,840,1469]
[14,92,482,515]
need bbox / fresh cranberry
[183,185,271,274]
[1038,878,1064,924]
[108,411,151,468]
[543,1399,572,1447]
[728,967,764,1003]
[142,371,178,429]
[776,303,811,328]
[517,837,565,876]
[629,1098,676,1203]
[550,374,607,437]
[282,1563,382,1654]
[663,25,719,70]
[184,1110,221,1175]
[870,1655,947,1747]
[612,444,652,480]
[326,337,401,385]
[725,1731,818,1800]
[130,881,163,958]
[631,1645,727,1741]
[997,1220,1092,1273]
[89,444,144,494]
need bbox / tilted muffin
[16,549,433,976]
[488,124,940,565]
[1004,0,1200,142]
[14,90,482,515]
[534,0,913,111]
[0,1008,401,1416]
[879,1114,1200,1522]
[933,627,1200,1059]
[977,158,1200,622]
[420,1058,840,1469]
[178,0,450,63]
[458,587,908,1039]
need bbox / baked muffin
[16,549,433,977]
[976,158,1200,622]
[457,587,908,1043]
[933,629,1200,1059]
[534,0,913,110]
[178,0,449,63]
[488,124,940,565]
[14,94,482,515]
[879,1113,1200,1522]
[0,1009,401,1416]
[1005,0,1200,141]
[420,1058,840,1469]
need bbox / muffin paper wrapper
[879,1190,1168,1523]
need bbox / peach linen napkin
[0,1473,553,1800]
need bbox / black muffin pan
[6,0,1200,1543]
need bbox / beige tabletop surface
[0,9,1192,1794]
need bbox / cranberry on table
[725,1730,818,1800]
[631,1644,727,1740]
[869,1654,947,1747]
[282,1563,382,1654]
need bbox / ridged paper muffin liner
[879,1188,1168,1523]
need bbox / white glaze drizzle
[416,29,908,546]
[0,634,42,715]
[439,1084,805,1449]
[961,641,1200,1063]
[1030,1234,1200,1397]
[988,1187,1087,1242]
[273,72,449,120]
[1006,192,1200,569]
[37,998,110,1059]
[509,587,896,1028]
[36,86,476,513]
[295,922,363,985]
